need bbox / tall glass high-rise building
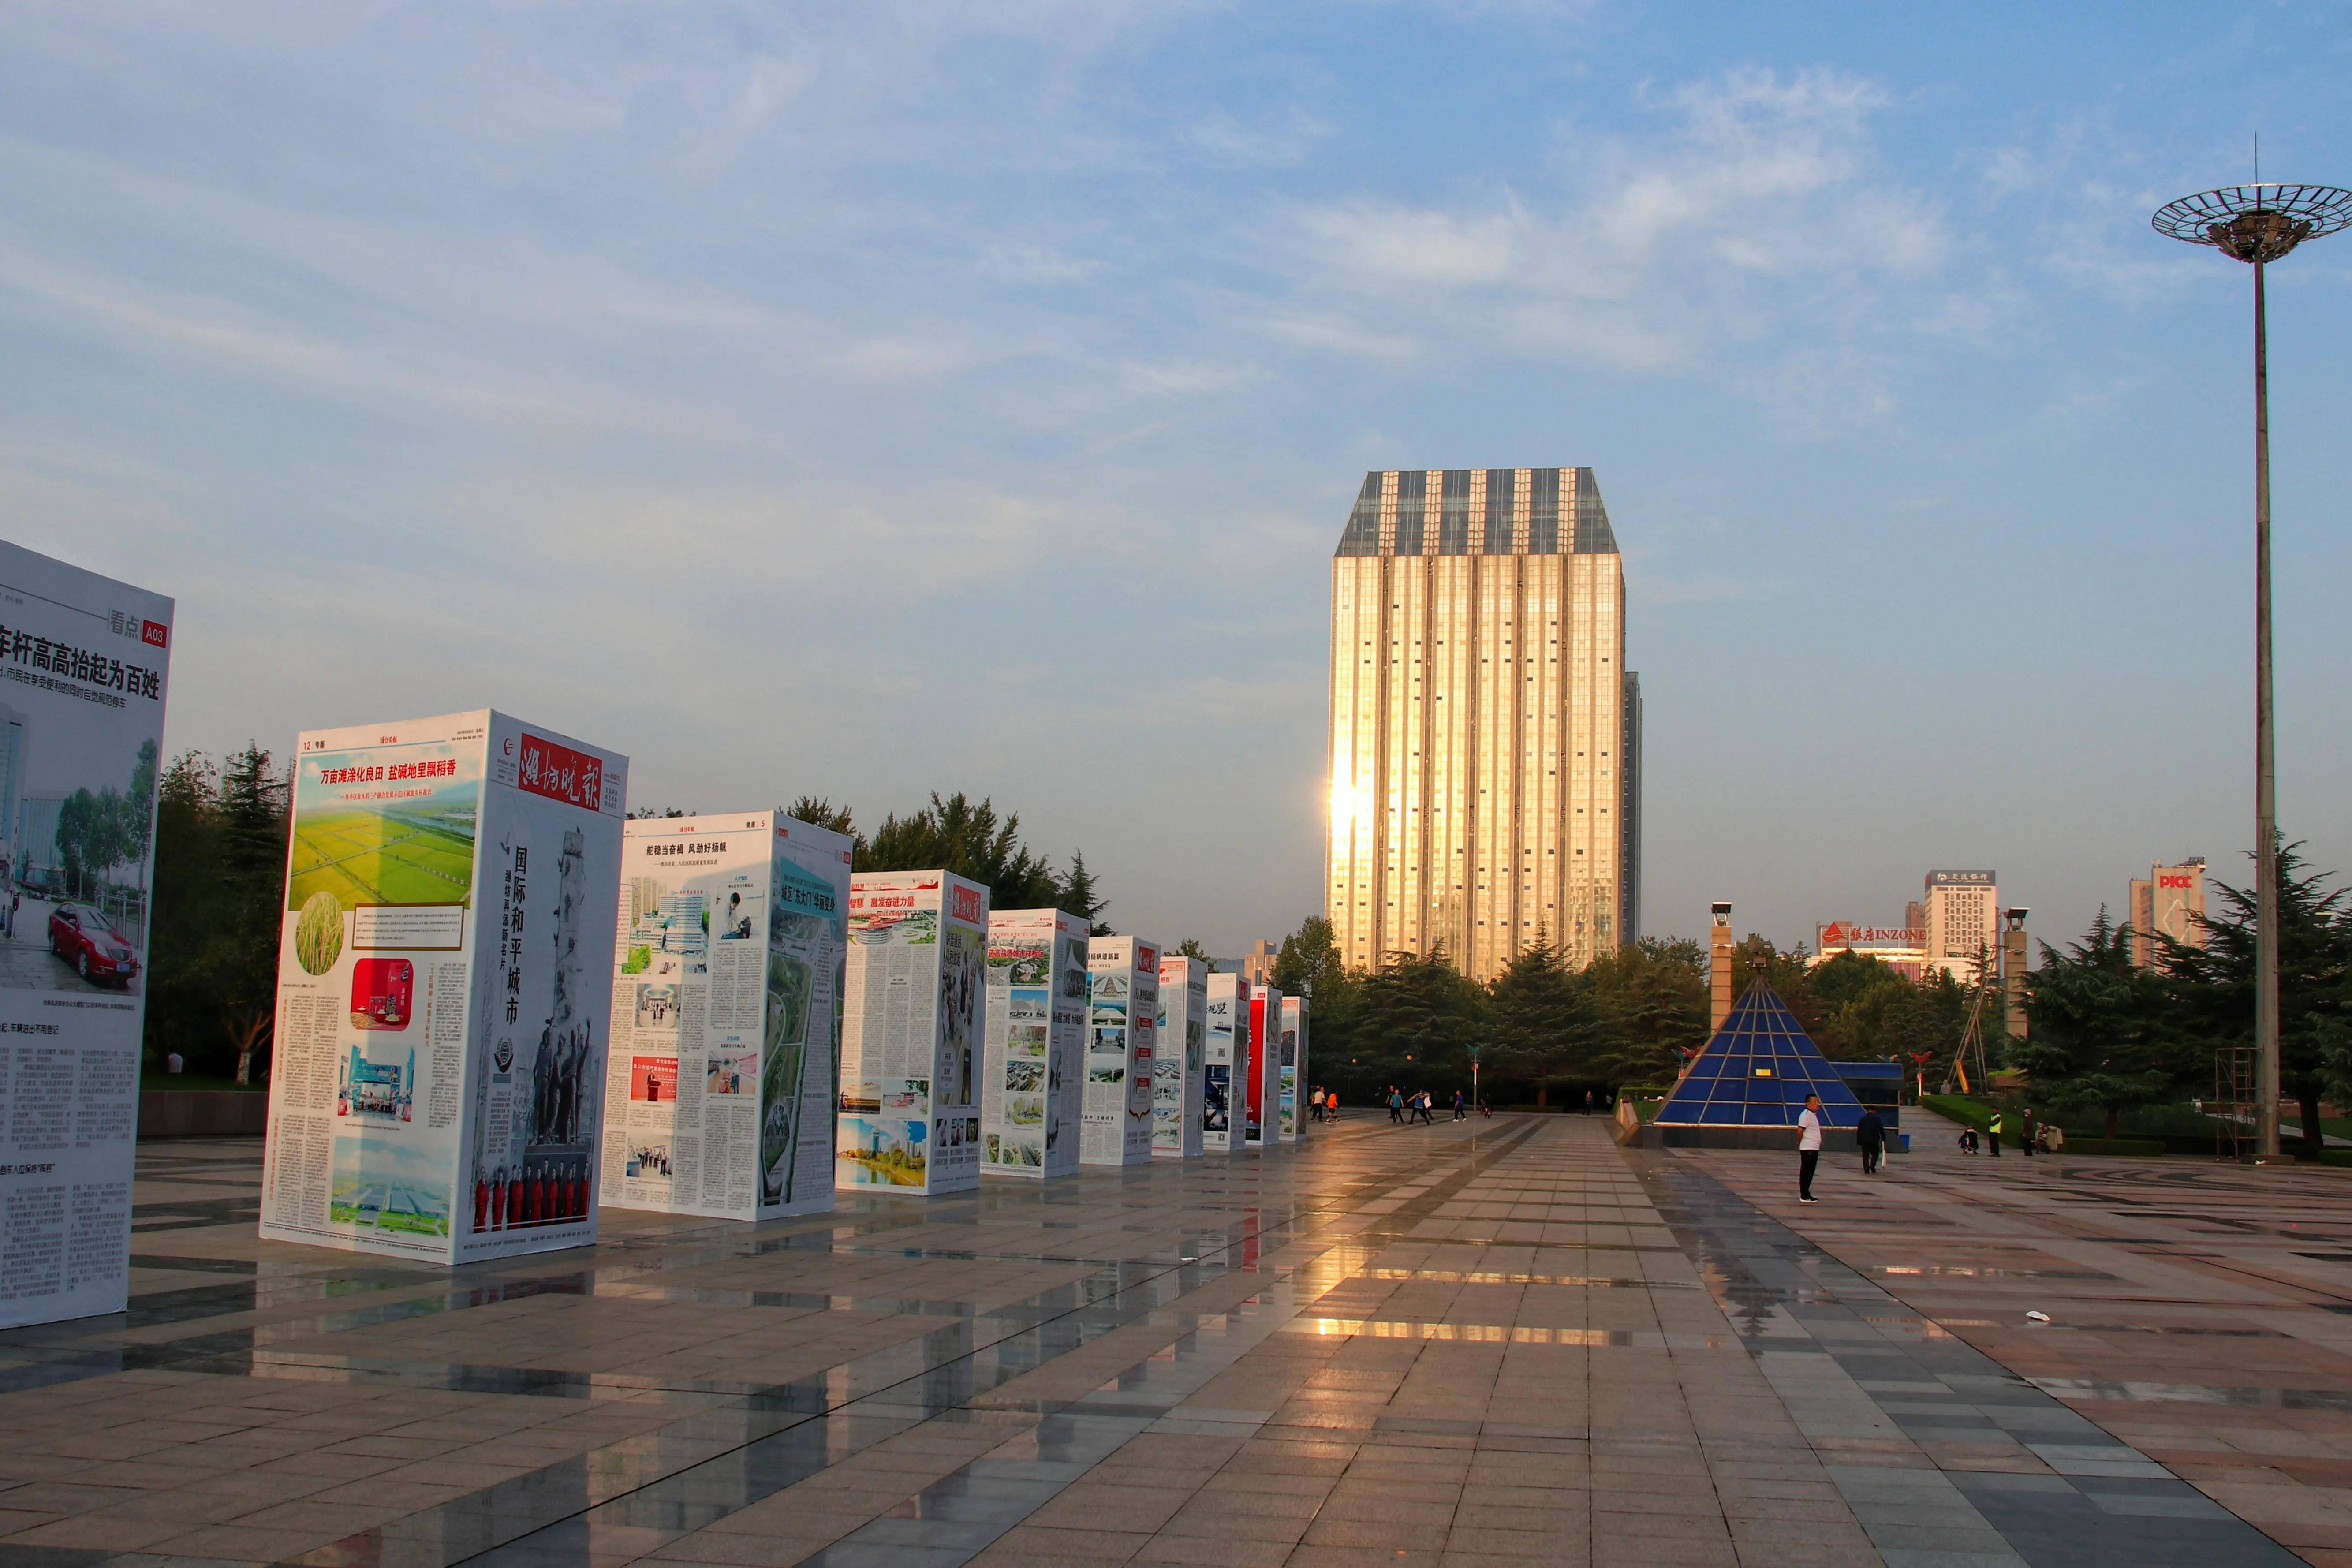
[1326,467,1639,982]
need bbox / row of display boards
[0,532,1307,1328]
[255,717,1310,1272]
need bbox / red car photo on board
[349,958,414,1030]
[49,903,138,987]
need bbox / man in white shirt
[1797,1094,1823,1204]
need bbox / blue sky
[5,2,2351,958]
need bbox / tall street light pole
[2153,181,2351,1161]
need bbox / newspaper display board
[600,813,849,1220]
[1083,937,1157,1166]
[979,908,1086,1179]
[0,543,172,1328]
[836,870,986,1195]
[1152,956,1206,1157]
[260,711,627,1263]
[1244,984,1283,1147]
[1277,996,1309,1143]
[1201,973,1248,1154]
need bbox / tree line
[2015,840,2352,1156]
[1273,918,1983,1106]
[141,755,1110,1081]
[145,747,288,1082]
[138,739,2348,1153]
[1280,840,2352,1159]
[777,794,1109,931]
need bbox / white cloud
[1278,67,1950,378]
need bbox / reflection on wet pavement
[1645,1150,2296,1565]
[0,1116,2332,1567]
[1684,1129,2352,1564]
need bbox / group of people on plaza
[1797,1094,2062,1202]
[1954,1105,2058,1156]
[1300,1082,1637,1130]
[1380,1086,1489,1123]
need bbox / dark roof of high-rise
[1335,467,1617,558]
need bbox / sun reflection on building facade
[1326,467,1639,983]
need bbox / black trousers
[1799,1150,1819,1199]
[1860,1144,1881,1174]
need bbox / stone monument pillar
[2002,907,2030,1042]
[1709,902,1735,1031]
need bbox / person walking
[1583,1089,1596,1115]
[1452,1089,1466,1121]
[1388,1088,1405,1124]
[1325,1089,1339,1123]
[1798,1093,1823,1203]
[1986,1110,2004,1157]
[1309,1086,1324,1123]
[2019,1106,2037,1158]
[1856,1107,1885,1175]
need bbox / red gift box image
[350,958,414,1031]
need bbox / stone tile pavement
[0,1116,2323,1567]
[1690,1124,2352,1565]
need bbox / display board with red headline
[260,710,626,1265]
[0,541,173,1328]
[836,870,987,1195]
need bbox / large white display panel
[1153,956,1206,1158]
[1277,996,1309,1143]
[836,870,986,1195]
[601,813,850,1220]
[0,542,172,1327]
[1202,973,1247,1154]
[261,711,627,1263]
[1083,937,1157,1165]
[1245,984,1283,1147]
[980,908,1086,1179]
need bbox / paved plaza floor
[0,1115,2342,1567]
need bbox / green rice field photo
[287,801,477,910]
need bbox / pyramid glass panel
[1656,984,1866,1128]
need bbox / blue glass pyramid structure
[1655,984,1866,1128]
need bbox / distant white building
[2128,859,2206,967]
[1923,870,1997,982]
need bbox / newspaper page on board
[462,714,626,1260]
[259,711,625,1263]
[838,871,985,1194]
[261,713,486,1260]
[0,542,172,1328]
[602,812,847,1221]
